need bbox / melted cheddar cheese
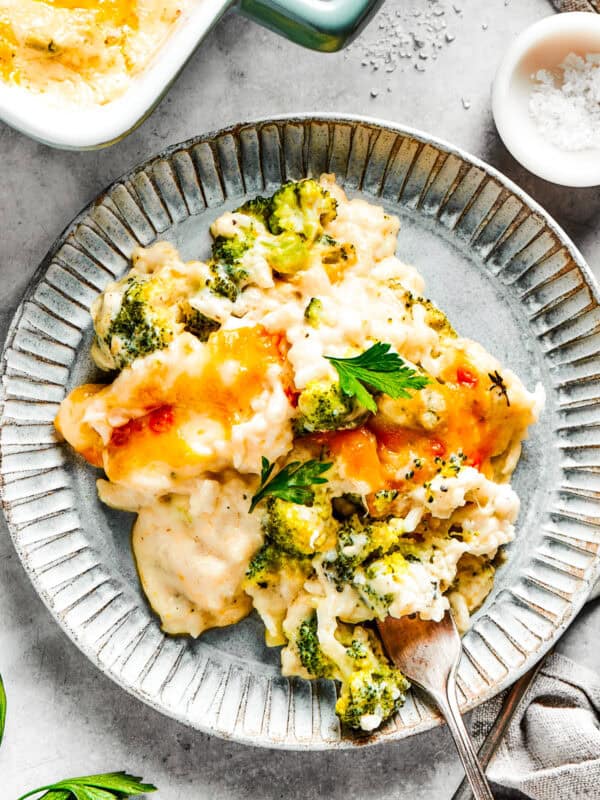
[60,325,293,493]
[0,0,190,104]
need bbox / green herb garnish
[249,457,332,513]
[0,672,5,747]
[325,342,429,413]
[16,772,157,800]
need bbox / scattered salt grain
[529,53,600,151]
[346,0,455,81]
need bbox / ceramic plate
[2,115,600,749]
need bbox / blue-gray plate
[2,115,599,749]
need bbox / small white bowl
[492,13,600,187]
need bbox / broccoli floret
[237,195,272,227]
[91,275,176,370]
[356,551,411,615]
[423,299,456,337]
[245,536,315,590]
[211,235,252,280]
[208,220,256,299]
[244,539,313,586]
[324,515,405,590]
[231,197,316,276]
[269,180,337,241]
[296,613,337,679]
[244,541,284,589]
[263,231,313,275]
[353,546,430,617]
[286,614,409,731]
[238,181,336,242]
[369,489,399,518]
[294,380,367,435]
[318,235,357,267]
[216,182,340,281]
[327,519,370,586]
[207,262,242,302]
[179,301,220,342]
[336,628,409,731]
[304,297,323,328]
[262,495,338,556]
[345,639,369,660]
[402,292,456,337]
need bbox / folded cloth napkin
[551,0,599,10]
[470,651,600,800]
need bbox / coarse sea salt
[346,0,454,82]
[529,53,600,152]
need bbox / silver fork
[378,611,494,800]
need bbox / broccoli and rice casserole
[56,175,543,732]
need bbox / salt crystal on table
[529,53,600,151]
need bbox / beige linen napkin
[468,583,600,799]
[551,0,599,10]
[471,652,600,800]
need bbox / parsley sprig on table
[325,342,429,413]
[249,457,332,512]
[0,672,6,747]
[15,772,157,800]
[0,668,155,800]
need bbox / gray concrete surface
[1,0,599,797]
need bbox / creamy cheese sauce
[130,480,261,637]
[56,176,543,729]
[0,0,191,104]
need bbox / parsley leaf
[249,457,332,512]
[16,772,157,800]
[259,455,275,486]
[326,342,429,413]
[0,671,5,747]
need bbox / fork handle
[435,673,495,800]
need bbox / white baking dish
[0,0,382,150]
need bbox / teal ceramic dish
[0,0,382,150]
[239,0,383,51]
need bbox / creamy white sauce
[133,477,261,637]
